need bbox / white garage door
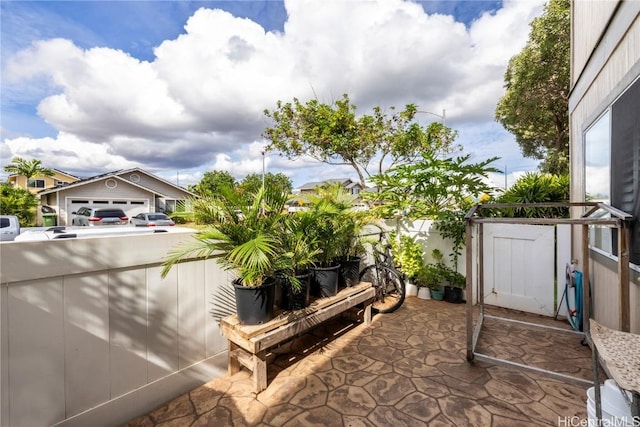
[67,199,149,224]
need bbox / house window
[585,77,640,265]
[585,111,612,254]
[27,179,45,188]
[611,77,640,265]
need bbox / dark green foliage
[238,172,292,198]
[189,170,237,197]
[0,183,38,225]
[495,0,570,174]
[497,172,570,218]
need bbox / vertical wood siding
[570,3,640,333]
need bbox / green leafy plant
[0,183,38,226]
[496,172,570,218]
[390,233,424,281]
[364,151,499,219]
[295,182,372,266]
[162,184,293,287]
[416,264,443,290]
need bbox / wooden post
[466,217,474,361]
[582,224,591,335]
[618,221,630,332]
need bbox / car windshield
[148,214,169,220]
[95,210,125,218]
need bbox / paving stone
[394,392,440,423]
[289,375,329,408]
[190,383,229,415]
[327,385,376,416]
[149,394,193,423]
[261,403,304,426]
[283,406,342,427]
[362,372,416,405]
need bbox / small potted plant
[390,233,424,297]
[415,264,442,300]
[443,267,466,304]
[428,249,447,300]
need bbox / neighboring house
[569,1,640,332]
[37,168,198,226]
[6,168,79,193]
[297,178,365,196]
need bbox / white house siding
[0,229,228,427]
[119,171,191,200]
[570,1,640,332]
[571,0,618,84]
[59,180,153,225]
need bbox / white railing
[0,229,229,427]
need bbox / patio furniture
[590,320,640,422]
[220,282,375,393]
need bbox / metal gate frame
[465,202,632,385]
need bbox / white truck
[0,215,21,241]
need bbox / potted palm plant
[297,183,354,297]
[161,184,293,325]
[276,214,320,311]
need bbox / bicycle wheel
[359,264,405,313]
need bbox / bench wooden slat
[221,282,372,340]
[220,282,376,393]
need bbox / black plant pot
[279,272,311,311]
[310,264,340,298]
[444,285,464,304]
[337,256,361,288]
[233,278,276,325]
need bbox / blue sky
[1,0,543,189]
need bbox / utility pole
[261,149,266,188]
[504,165,507,190]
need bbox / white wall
[0,229,229,427]
[380,218,465,272]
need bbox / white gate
[483,223,569,316]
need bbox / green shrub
[390,233,424,280]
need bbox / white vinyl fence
[0,220,463,427]
[0,229,229,427]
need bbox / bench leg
[228,341,241,376]
[253,351,267,393]
[364,300,372,324]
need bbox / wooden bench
[220,282,376,393]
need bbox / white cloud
[2,133,139,176]
[1,0,545,185]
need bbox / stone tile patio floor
[126,297,592,426]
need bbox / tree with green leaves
[263,94,457,188]
[189,170,237,197]
[3,157,55,179]
[239,172,292,198]
[363,152,500,219]
[495,0,570,175]
[0,183,38,225]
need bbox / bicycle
[359,231,406,313]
